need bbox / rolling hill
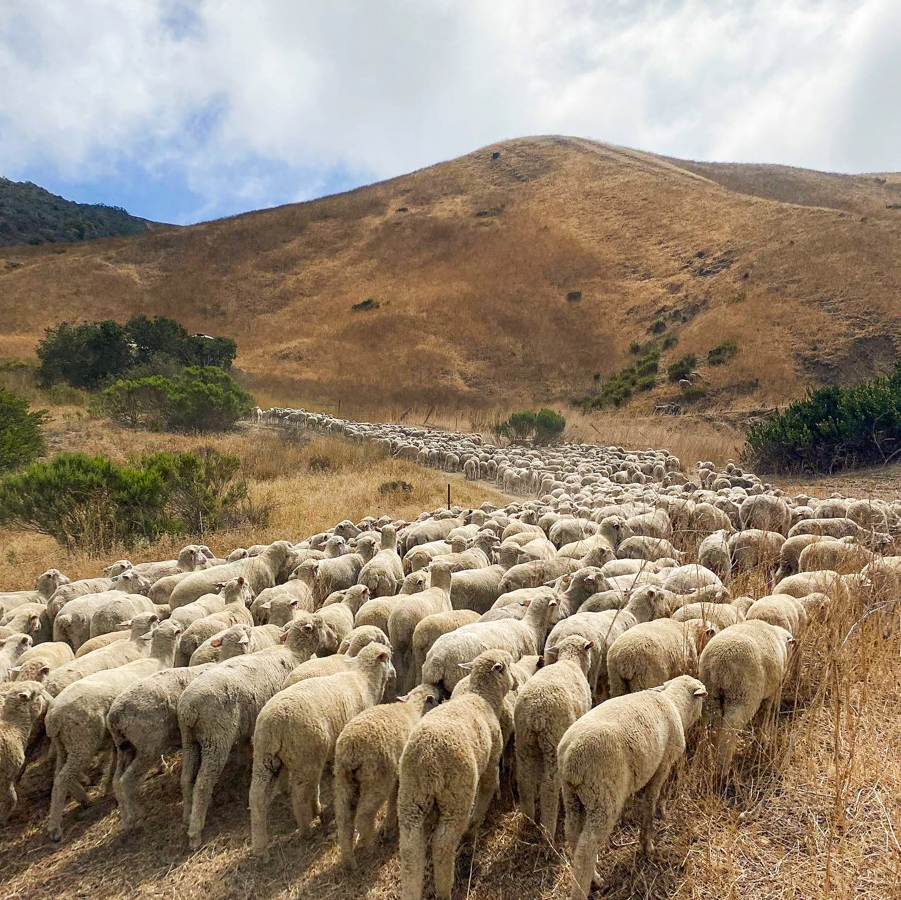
[1,136,900,412]
[0,177,162,247]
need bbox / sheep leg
[715,706,748,777]
[187,740,230,850]
[0,783,17,825]
[399,815,427,900]
[515,741,541,823]
[249,756,279,861]
[180,738,200,827]
[538,768,562,842]
[355,783,385,848]
[381,778,400,839]
[465,765,498,840]
[637,767,670,855]
[561,783,585,853]
[570,807,615,900]
[101,749,116,796]
[334,767,360,869]
[116,748,155,831]
[46,743,90,842]
[289,773,318,838]
[432,812,468,900]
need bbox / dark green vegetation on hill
[0,177,162,247]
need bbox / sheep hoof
[46,825,62,843]
[188,832,202,851]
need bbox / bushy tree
[37,320,133,389]
[188,334,238,369]
[535,408,566,443]
[667,354,697,383]
[0,388,48,473]
[492,409,566,444]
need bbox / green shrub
[141,447,252,534]
[744,363,901,473]
[708,339,738,366]
[584,344,659,409]
[492,409,566,444]
[662,333,678,350]
[566,291,582,303]
[0,453,174,550]
[649,319,667,334]
[0,388,48,474]
[100,367,253,433]
[667,354,697,382]
[351,298,380,312]
[0,446,266,550]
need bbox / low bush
[580,344,660,409]
[708,339,738,365]
[379,480,413,495]
[662,333,679,350]
[351,298,380,312]
[492,409,566,444]
[0,388,48,474]
[744,362,901,473]
[0,446,266,550]
[100,366,254,433]
[667,354,697,382]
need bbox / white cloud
[1,0,898,219]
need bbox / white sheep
[411,610,480,686]
[10,641,74,683]
[174,576,254,666]
[0,634,32,681]
[358,524,405,596]
[44,614,160,697]
[0,569,69,612]
[282,625,391,687]
[699,620,795,775]
[388,562,454,694]
[607,619,715,696]
[0,681,51,824]
[422,590,558,694]
[44,621,182,841]
[398,649,519,900]
[249,643,395,859]
[558,676,708,899]
[513,635,593,837]
[0,603,51,644]
[167,540,295,609]
[107,663,215,831]
[333,683,443,869]
[178,612,338,849]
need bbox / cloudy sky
[2,0,899,224]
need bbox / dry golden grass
[2,136,901,412]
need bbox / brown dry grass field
[1,409,900,900]
[2,136,901,413]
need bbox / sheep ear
[705,626,717,636]
[238,635,250,645]
[549,599,558,608]
[211,639,222,648]
[120,619,133,627]
[536,656,545,667]
[424,694,438,706]
[289,599,300,608]
[458,662,473,671]
[584,640,595,651]
[693,687,708,697]
[302,623,314,632]
[10,666,21,673]
[261,601,271,610]
[397,692,410,702]
[15,690,30,701]
[213,582,225,590]
[237,577,245,585]
[492,661,505,673]
[786,635,795,644]
[376,649,389,661]
[649,684,666,692]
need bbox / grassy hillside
[1,137,900,411]
[0,177,161,247]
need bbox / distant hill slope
[0,178,162,247]
[1,136,900,412]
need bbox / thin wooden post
[447,484,451,510]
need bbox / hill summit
[0,177,161,247]
[2,137,900,411]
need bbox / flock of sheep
[0,407,895,900]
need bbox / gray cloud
[1,0,898,219]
